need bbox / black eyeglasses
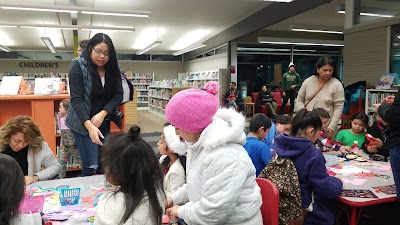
[93,48,110,57]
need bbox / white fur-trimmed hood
[197,107,246,150]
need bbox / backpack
[258,155,303,225]
[120,71,134,104]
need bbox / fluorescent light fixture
[81,11,149,18]
[258,37,344,47]
[0,22,135,32]
[172,43,206,56]
[291,28,343,34]
[41,37,56,53]
[0,3,151,17]
[0,44,11,52]
[1,6,77,13]
[263,0,293,2]
[337,10,394,18]
[136,41,162,55]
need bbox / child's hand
[383,95,395,104]
[325,128,334,140]
[25,175,39,185]
[339,146,350,153]
[166,205,181,219]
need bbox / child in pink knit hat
[165,81,263,225]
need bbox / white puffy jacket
[171,108,262,225]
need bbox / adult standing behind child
[58,99,81,178]
[334,112,368,150]
[165,82,263,224]
[95,125,165,225]
[0,116,61,185]
[0,154,42,225]
[295,57,344,140]
[268,108,343,225]
[66,33,123,176]
[243,113,272,176]
[281,62,301,116]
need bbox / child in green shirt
[334,112,368,150]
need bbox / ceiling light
[263,0,294,2]
[0,3,151,17]
[291,28,343,34]
[0,22,135,32]
[41,37,56,53]
[81,11,149,18]
[258,37,344,47]
[337,10,394,18]
[136,41,162,55]
[0,44,11,52]
[172,43,206,56]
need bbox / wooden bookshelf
[0,94,126,156]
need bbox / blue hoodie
[274,134,343,225]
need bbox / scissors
[374,173,390,179]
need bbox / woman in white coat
[164,81,263,225]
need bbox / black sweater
[381,87,400,149]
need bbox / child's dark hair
[291,108,322,136]
[101,125,164,225]
[313,108,330,119]
[0,154,25,225]
[351,112,368,126]
[273,115,291,124]
[249,113,272,133]
[60,99,70,110]
[160,122,187,175]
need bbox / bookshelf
[179,69,228,97]
[148,81,189,117]
[126,72,154,105]
[365,89,398,126]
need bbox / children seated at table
[0,115,61,185]
[58,99,81,178]
[334,112,368,151]
[268,108,343,225]
[158,123,187,196]
[313,108,346,152]
[0,154,42,225]
[95,125,165,225]
[263,115,291,150]
[243,113,272,176]
[362,115,389,159]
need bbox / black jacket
[223,89,242,104]
[362,120,389,157]
[256,90,274,108]
[380,87,400,148]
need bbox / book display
[365,89,398,126]
[125,71,154,104]
[148,79,188,117]
[179,69,228,97]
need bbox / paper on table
[20,195,44,214]
[342,178,367,185]
[330,166,370,175]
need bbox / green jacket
[282,72,301,91]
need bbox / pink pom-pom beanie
[165,81,220,133]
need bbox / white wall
[184,53,228,72]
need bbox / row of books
[125,71,154,79]
[0,72,69,79]
[179,70,219,80]
[149,88,172,99]
[367,92,394,109]
[150,79,184,88]
[0,76,69,96]
[150,98,168,109]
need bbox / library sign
[19,62,59,68]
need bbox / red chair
[251,92,267,115]
[271,92,290,115]
[256,177,279,225]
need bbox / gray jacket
[28,141,61,180]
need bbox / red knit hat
[165,81,220,133]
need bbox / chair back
[271,92,283,105]
[252,92,259,104]
[256,177,279,225]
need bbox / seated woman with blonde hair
[0,115,61,185]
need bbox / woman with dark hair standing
[66,33,123,176]
[294,56,344,140]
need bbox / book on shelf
[0,76,22,95]
[376,73,397,89]
[34,78,61,95]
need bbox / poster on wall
[0,76,22,95]
[34,78,60,95]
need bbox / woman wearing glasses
[66,33,123,176]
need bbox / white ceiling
[0,0,270,54]
[0,0,399,55]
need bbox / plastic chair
[256,177,279,225]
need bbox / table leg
[252,105,255,117]
[347,205,363,225]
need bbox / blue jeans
[390,145,400,201]
[73,120,110,176]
